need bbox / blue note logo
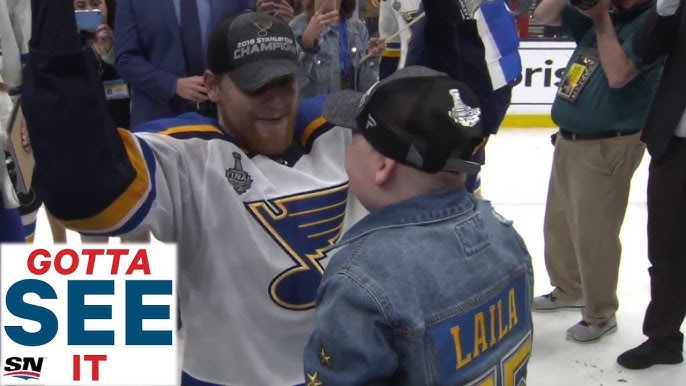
[246,183,349,310]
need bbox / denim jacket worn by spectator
[304,188,534,385]
[291,13,379,98]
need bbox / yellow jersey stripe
[63,129,151,231]
[382,50,401,58]
[301,116,328,147]
[158,124,224,137]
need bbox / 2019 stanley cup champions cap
[323,66,485,174]
[207,12,309,91]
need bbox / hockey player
[0,0,30,243]
[1,80,24,243]
[378,0,422,79]
[405,0,522,195]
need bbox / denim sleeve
[290,16,317,76]
[304,272,398,386]
[353,21,380,92]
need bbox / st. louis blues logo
[246,183,349,310]
[401,10,420,24]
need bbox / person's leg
[536,133,585,311]
[565,134,645,343]
[618,138,686,369]
[46,209,67,243]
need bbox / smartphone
[75,10,102,31]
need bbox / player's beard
[220,109,297,156]
[251,114,297,155]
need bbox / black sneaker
[617,340,683,370]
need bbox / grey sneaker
[532,292,584,312]
[566,317,617,343]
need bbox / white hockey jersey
[64,97,366,385]
[378,0,422,71]
[0,0,31,88]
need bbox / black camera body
[570,0,600,10]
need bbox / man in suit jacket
[617,0,686,370]
[114,0,256,128]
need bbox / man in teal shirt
[531,0,664,343]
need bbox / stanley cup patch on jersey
[226,152,253,195]
[246,182,350,310]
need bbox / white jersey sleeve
[378,0,422,70]
[0,0,31,87]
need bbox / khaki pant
[544,131,645,324]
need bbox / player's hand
[301,8,339,50]
[272,0,295,23]
[20,118,31,152]
[91,24,114,59]
[256,0,275,14]
[366,37,387,58]
[175,76,208,103]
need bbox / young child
[303,66,534,386]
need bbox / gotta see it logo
[3,357,44,381]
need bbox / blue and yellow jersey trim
[67,129,157,236]
[382,42,402,58]
[75,116,244,235]
[135,112,235,141]
[296,95,335,151]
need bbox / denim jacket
[304,188,534,385]
[290,13,379,98]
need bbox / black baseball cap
[207,12,309,91]
[323,66,484,174]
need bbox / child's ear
[374,157,396,186]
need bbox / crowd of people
[0,0,684,384]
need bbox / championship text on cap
[0,244,178,385]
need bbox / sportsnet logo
[3,357,44,381]
[0,245,178,385]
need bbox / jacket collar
[335,188,476,249]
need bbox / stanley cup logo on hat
[226,152,253,195]
[448,89,481,127]
[253,20,273,37]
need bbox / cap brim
[321,89,364,130]
[228,58,310,92]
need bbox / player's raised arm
[22,0,180,240]
[22,0,135,219]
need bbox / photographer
[531,0,665,343]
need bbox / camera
[570,0,600,10]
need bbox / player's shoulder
[295,95,338,150]
[133,112,236,144]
